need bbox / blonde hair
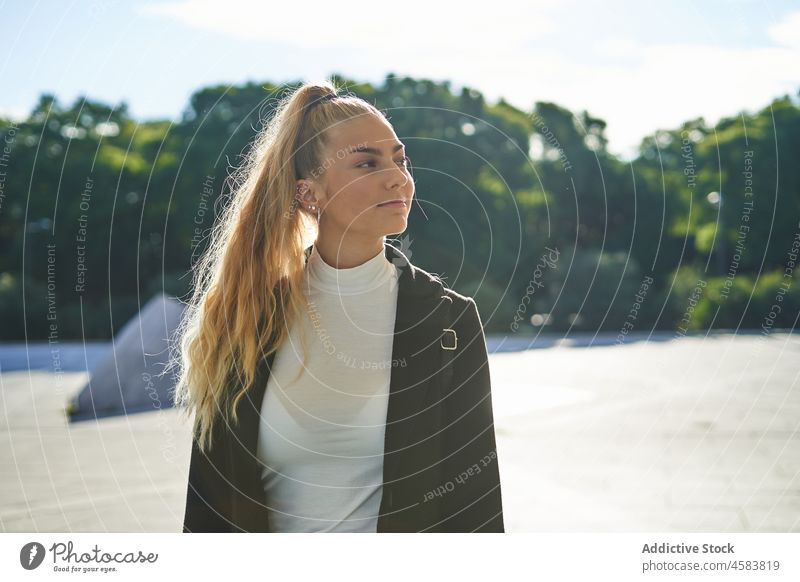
[169,79,386,453]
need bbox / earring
[296,184,320,220]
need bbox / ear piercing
[296,184,320,220]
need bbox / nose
[384,162,411,190]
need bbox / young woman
[174,80,504,533]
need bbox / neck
[313,232,385,269]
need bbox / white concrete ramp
[67,293,186,421]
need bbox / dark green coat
[182,242,504,532]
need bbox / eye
[356,156,411,169]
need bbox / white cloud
[768,9,800,49]
[0,105,30,122]
[594,37,641,60]
[137,0,559,49]
[137,2,800,160]
[402,12,800,160]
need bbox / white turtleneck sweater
[255,243,399,532]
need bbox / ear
[295,181,316,204]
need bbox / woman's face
[307,114,414,241]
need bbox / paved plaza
[1,332,798,532]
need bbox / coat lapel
[228,241,446,532]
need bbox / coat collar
[228,241,448,530]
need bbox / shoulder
[409,262,482,332]
[413,263,475,307]
[386,240,477,314]
[440,285,475,307]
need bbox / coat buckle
[441,328,457,350]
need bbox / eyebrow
[346,143,405,156]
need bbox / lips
[377,199,407,207]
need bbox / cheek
[326,183,377,220]
[348,181,379,206]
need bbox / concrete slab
[1,332,798,532]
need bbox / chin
[381,220,408,237]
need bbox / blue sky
[2,0,799,160]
